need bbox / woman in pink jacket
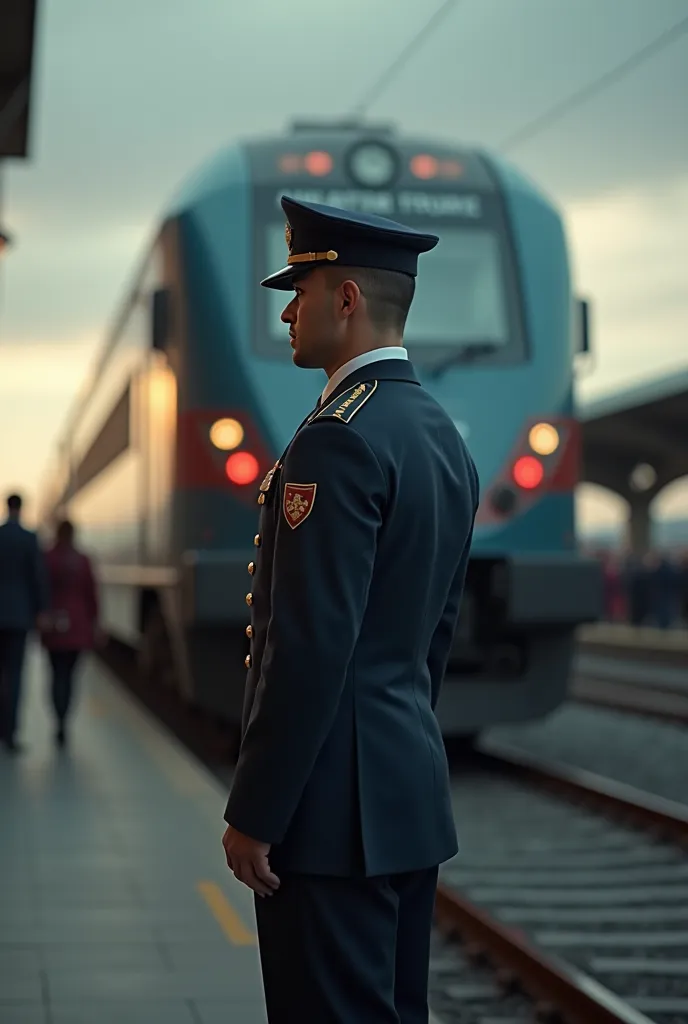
[41,519,101,747]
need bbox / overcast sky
[1,0,687,530]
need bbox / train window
[404,227,508,347]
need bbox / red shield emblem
[283,483,317,529]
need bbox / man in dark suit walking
[222,197,479,1022]
[0,493,49,752]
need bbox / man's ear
[339,278,362,317]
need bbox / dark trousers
[254,866,439,1023]
[48,649,81,725]
[0,629,28,742]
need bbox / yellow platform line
[197,880,256,946]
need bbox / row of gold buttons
[245,533,262,668]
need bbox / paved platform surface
[578,622,688,655]
[0,642,266,1024]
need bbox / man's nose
[282,294,298,321]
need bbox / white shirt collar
[320,346,408,406]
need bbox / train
[37,120,602,742]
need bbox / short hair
[7,493,22,512]
[346,267,416,333]
[56,519,75,544]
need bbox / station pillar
[625,495,652,556]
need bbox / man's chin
[292,348,314,369]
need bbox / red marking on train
[476,416,579,525]
[177,409,273,505]
[548,419,580,491]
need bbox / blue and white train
[38,120,602,741]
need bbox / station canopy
[580,368,688,497]
[0,0,38,158]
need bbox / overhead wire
[348,4,688,160]
[350,0,464,118]
[499,12,688,152]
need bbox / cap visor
[260,265,296,290]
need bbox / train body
[38,122,601,739]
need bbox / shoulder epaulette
[311,380,378,425]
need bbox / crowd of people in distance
[591,547,688,629]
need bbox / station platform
[0,642,267,1024]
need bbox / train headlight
[347,143,397,187]
[528,422,559,456]
[225,452,259,485]
[210,418,244,451]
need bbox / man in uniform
[222,196,479,1022]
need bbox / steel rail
[474,739,688,847]
[434,883,654,1024]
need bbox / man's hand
[222,825,280,897]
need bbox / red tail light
[410,154,438,179]
[512,456,544,490]
[225,452,260,485]
[279,154,302,173]
[304,151,333,176]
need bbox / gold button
[245,592,253,607]
[254,534,261,547]
[248,561,255,575]
[258,493,265,505]
[245,654,252,668]
[246,624,253,639]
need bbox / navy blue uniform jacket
[224,359,479,877]
[0,520,49,631]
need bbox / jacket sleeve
[427,544,471,711]
[427,457,478,710]
[224,420,386,843]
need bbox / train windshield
[404,226,507,346]
[262,221,518,362]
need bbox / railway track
[572,675,688,725]
[432,741,688,1023]
[102,643,688,1024]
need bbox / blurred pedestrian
[599,549,624,622]
[679,551,688,626]
[40,518,102,748]
[622,551,650,626]
[647,550,679,630]
[0,493,49,753]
